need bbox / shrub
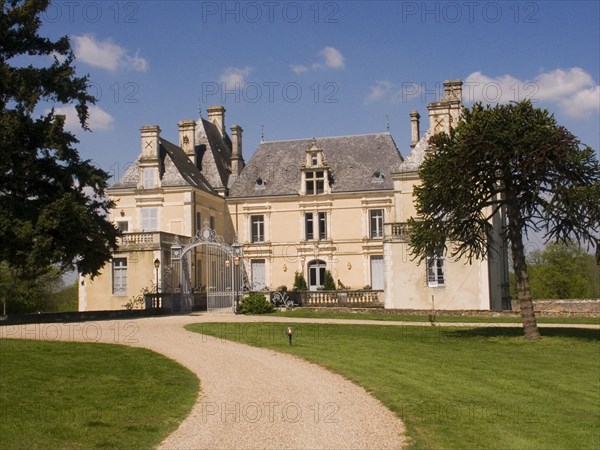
[323,270,336,291]
[239,293,274,314]
[292,272,307,291]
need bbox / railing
[387,222,410,241]
[117,231,185,250]
[267,290,384,308]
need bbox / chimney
[207,105,226,136]
[178,120,196,164]
[410,110,420,148]
[230,124,244,176]
[140,125,161,161]
[443,79,462,102]
[427,79,463,135]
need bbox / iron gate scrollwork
[170,220,248,313]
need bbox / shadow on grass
[446,326,600,341]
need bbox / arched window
[307,259,327,291]
[254,177,266,190]
[372,171,384,183]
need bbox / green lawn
[0,339,198,449]
[187,322,600,450]
[264,309,600,325]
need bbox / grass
[0,339,199,449]
[263,308,600,325]
[187,322,600,450]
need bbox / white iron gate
[170,221,246,313]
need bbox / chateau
[79,80,510,312]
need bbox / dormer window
[306,171,325,195]
[372,171,384,183]
[143,167,157,189]
[254,177,266,190]
[302,140,329,195]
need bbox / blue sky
[38,0,599,185]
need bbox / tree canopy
[409,101,600,339]
[0,0,118,279]
[524,243,600,300]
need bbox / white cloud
[319,46,345,70]
[290,64,309,75]
[464,68,599,119]
[53,105,114,131]
[72,34,148,72]
[219,66,253,90]
[365,80,397,103]
[291,46,345,74]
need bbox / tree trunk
[505,202,541,340]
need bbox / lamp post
[287,326,294,345]
[154,258,160,307]
[233,255,240,314]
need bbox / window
[251,215,265,243]
[318,212,327,240]
[195,212,202,232]
[307,260,326,291]
[255,177,266,190]
[427,254,445,287]
[305,213,314,240]
[143,167,157,189]
[140,207,158,231]
[370,209,384,238]
[116,221,129,233]
[372,171,385,184]
[210,216,215,230]
[305,171,325,195]
[112,258,127,295]
[311,153,318,166]
[370,255,384,290]
[305,212,327,240]
[251,259,266,290]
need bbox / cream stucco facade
[80,79,510,312]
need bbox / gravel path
[1,315,407,449]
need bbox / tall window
[370,255,384,290]
[305,213,314,240]
[427,254,445,287]
[370,209,384,238]
[140,207,158,231]
[305,171,325,195]
[251,215,265,243]
[195,212,202,232]
[305,212,327,240]
[143,167,157,189]
[307,260,326,291]
[210,216,215,230]
[318,212,327,240]
[112,258,127,295]
[251,259,266,290]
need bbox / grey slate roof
[229,133,403,198]
[109,138,214,193]
[398,130,431,172]
[195,118,232,191]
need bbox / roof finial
[386,114,390,132]
[261,125,265,142]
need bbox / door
[251,259,266,290]
[370,255,384,290]
[308,260,326,291]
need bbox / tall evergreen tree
[0,0,118,279]
[409,101,599,340]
